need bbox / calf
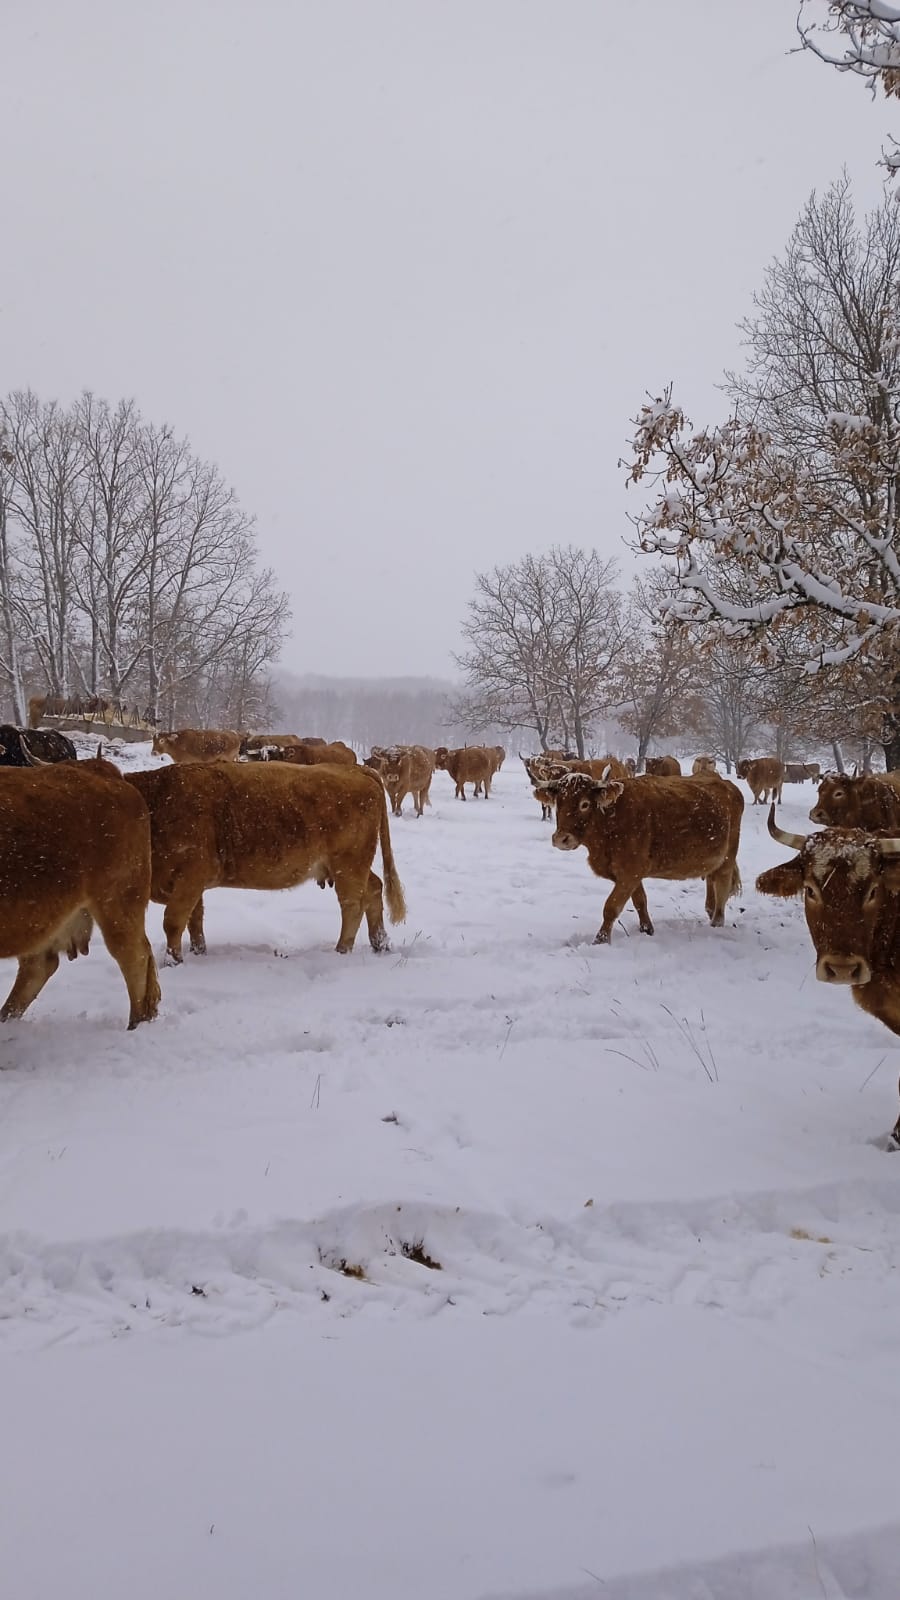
[692,755,717,775]
[547,770,743,944]
[758,808,900,1141]
[434,746,494,800]
[645,756,681,776]
[125,762,405,963]
[378,745,435,817]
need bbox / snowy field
[3,749,900,1599]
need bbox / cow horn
[601,763,611,780]
[876,835,900,856]
[23,747,52,766]
[767,803,807,851]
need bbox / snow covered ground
[2,749,900,1598]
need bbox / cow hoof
[640,924,655,937]
[189,940,207,956]
[370,936,391,954]
[594,931,610,946]
[335,942,352,955]
[161,948,183,968]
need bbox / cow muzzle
[808,806,826,824]
[552,829,579,851]
[816,953,872,986]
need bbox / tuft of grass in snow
[400,1240,442,1271]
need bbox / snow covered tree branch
[797,1,900,170]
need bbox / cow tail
[378,786,407,924]
[729,862,742,900]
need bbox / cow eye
[578,798,591,813]
[804,883,820,902]
[865,883,880,906]
[834,790,844,800]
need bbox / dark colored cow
[0,725,77,767]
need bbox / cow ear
[756,861,803,898]
[594,780,624,808]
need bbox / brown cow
[758,807,900,1141]
[692,756,717,776]
[624,757,637,776]
[153,728,242,765]
[804,762,821,782]
[546,770,743,945]
[810,773,900,832]
[0,757,159,1027]
[784,763,810,784]
[124,762,405,963]
[278,740,357,767]
[521,755,557,821]
[378,745,435,817]
[737,757,785,804]
[434,746,494,800]
[645,756,682,777]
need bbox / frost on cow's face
[551,774,624,851]
[757,825,900,987]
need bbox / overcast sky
[1,1,895,678]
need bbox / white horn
[767,803,808,851]
[876,835,900,856]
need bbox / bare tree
[627,181,900,767]
[614,572,697,767]
[687,644,765,773]
[0,390,290,726]
[454,547,624,755]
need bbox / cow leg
[0,949,61,1020]
[91,898,161,1028]
[457,783,465,800]
[188,896,206,955]
[363,871,390,952]
[630,883,654,936]
[705,864,734,927]
[333,871,368,954]
[161,885,204,966]
[596,881,635,945]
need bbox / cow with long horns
[757,806,900,1141]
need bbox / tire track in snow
[2,1174,900,1348]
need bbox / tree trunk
[637,731,650,768]
[861,736,873,774]
[572,707,586,759]
[882,734,900,771]
[831,740,845,774]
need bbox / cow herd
[6,719,900,1142]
